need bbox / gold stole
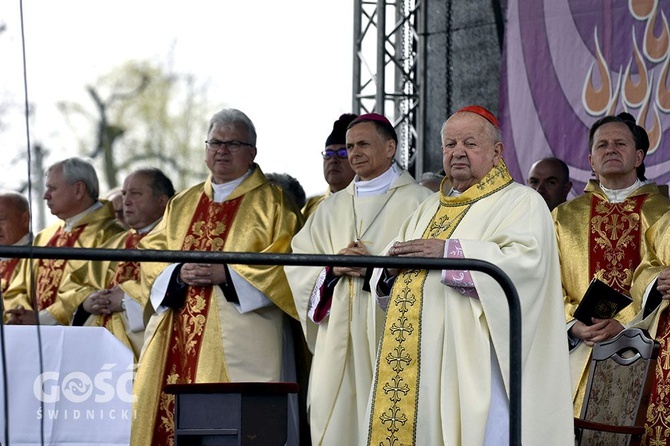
[100,231,145,329]
[152,193,243,446]
[36,225,86,309]
[0,258,20,293]
[368,162,512,445]
[588,194,645,295]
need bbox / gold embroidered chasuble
[553,180,670,414]
[60,228,148,358]
[0,257,21,294]
[366,161,574,445]
[37,226,87,310]
[286,170,432,446]
[0,238,31,293]
[130,166,303,446]
[3,200,124,324]
[108,231,144,287]
[629,212,670,445]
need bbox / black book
[573,278,633,325]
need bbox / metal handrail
[0,245,522,445]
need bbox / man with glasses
[286,113,432,446]
[130,108,304,446]
[302,113,358,218]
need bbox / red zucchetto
[456,105,499,129]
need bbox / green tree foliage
[58,59,214,194]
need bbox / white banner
[0,326,133,446]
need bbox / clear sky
[0,0,354,224]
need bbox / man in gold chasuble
[554,113,670,415]
[130,109,304,446]
[0,191,31,293]
[364,106,574,445]
[61,168,175,360]
[286,113,432,446]
[4,157,125,325]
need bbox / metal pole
[376,0,386,114]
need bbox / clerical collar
[0,233,31,261]
[135,218,161,235]
[354,163,402,197]
[64,202,103,232]
[447,188,462,197]
[600,179,643,204]
[14,233,31,246]
[211,169,253,203]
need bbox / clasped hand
[83,286,124,315]
[180,263,227,286]
[5,305,37,325]
[333,241,371,277]
[570,318,624,347]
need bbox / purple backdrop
[499,0,670,195]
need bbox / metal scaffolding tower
[352,0,425,176]
[352,0,505,178]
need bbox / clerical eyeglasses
[321,148,349,159]
[205,140,253,152]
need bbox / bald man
[527,157,572,210]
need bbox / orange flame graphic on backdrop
[583,0,669,155]
[644,4,669,62]
[623,31,649,108]
[657,55,670,112]
[630,0,655,20]
[583,31,615,116]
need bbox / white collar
[64,202,103,232]
[353,163,402,197]
[211,169,253,203]
[600,179,644,204]
[135,218,161,235]
[14,233,31,246]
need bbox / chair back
[577,327,659,446]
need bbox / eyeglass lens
[323,149,349,159]
[206,140,249,152]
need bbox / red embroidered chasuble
[100,231,146,329]
[0,258,20,293]
[588,194,645,295]
[152,193,243,445]
[36,225,86,310]
[109,231,145,287]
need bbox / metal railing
[0,245,522,445]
